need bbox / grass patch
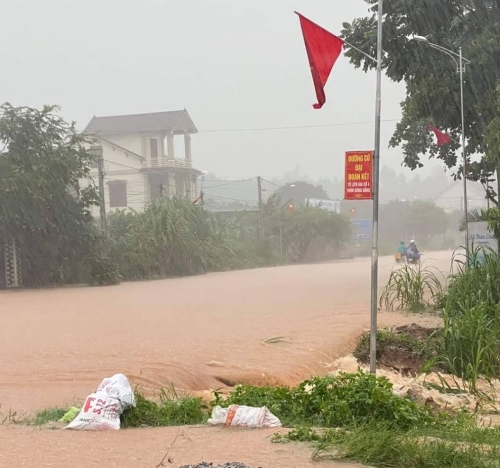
[219,371,434,430]
[318,424,500,468]
[33,408,67,426]
[121,389,207,428]
[380,262,443,312]
[354,328,437,375]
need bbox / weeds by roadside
[380,262,444,312]
[354,328,437,375]
[33,408,67,426]
[121,389,207,428]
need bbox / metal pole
[93,144,108,237]
[459,47,470,261]
[257,176,264,238]
[278,208,284,261]
[369,0,383,374]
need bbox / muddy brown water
[0,252,451,467]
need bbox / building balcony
[144,157,192,169]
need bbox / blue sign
[351,219,371,241]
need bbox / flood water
[0,252,451,413]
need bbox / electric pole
[257,176,264,238]
[92,144,108,237]
[159,183,165,197]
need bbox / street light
[411,35,472,256]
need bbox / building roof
[84,110,198,135]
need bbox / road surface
[0,252,450,468]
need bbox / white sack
[208,405,281,428]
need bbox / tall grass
[111,198,233,279]
[434,248,500,391]
[443,248,500,316]
[380,263,444,312]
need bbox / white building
[81,110,202,215]
[433,180,488,213]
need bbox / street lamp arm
[428,42,472,64]
[429,44,459,68]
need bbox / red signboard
[344,151,373,200]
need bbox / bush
[88,251,122,286]
[221,371,432,430]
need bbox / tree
[0,104,99,286]
[275,181,330,206]
[342,0,500,202]
[265,198,352,263]
[379,200,449,247]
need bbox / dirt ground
[0,251,451,467]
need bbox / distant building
[81,110,202,215]
[433,181,488,213]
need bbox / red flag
[427,124,451,146]
[295,12,345,109]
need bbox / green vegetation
[33,408,67,426]
[320,424,500,468]
[354,328,436,373]
[432,249,500,391]
[380,263,443,312]
[220,371,433,430]
[121,390,207,428]
[107,195,352,281]
[0,104,107,288]
[342,0,500,202]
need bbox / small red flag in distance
[427,124,452,146]
[295,12,345,109]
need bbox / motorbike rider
[397,241,407,259]
[407,239,419,259]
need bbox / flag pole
[369,0,383,374]
[343,40,378,64]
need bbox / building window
[150,138,158,163]
[109,181,127,208]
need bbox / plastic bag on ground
[66,374,136,430]
[208,405,281,428]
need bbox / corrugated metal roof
[84,110,197,134]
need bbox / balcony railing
[145,157,192,169]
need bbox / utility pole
[257,176,264,238]
[159,183,165,197]
[369,0,383,374]
[92,144,108,237]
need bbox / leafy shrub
[88,251,122,286]
[221,371,432,429]
[380,263,443,312]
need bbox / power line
[203,177,256,189]
[205,194,258,204]
[260,178,281,188]
[198,118,400,133]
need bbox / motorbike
[407,252,422,265]
[394,252,406,263]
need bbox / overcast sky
[0,0,436,180]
